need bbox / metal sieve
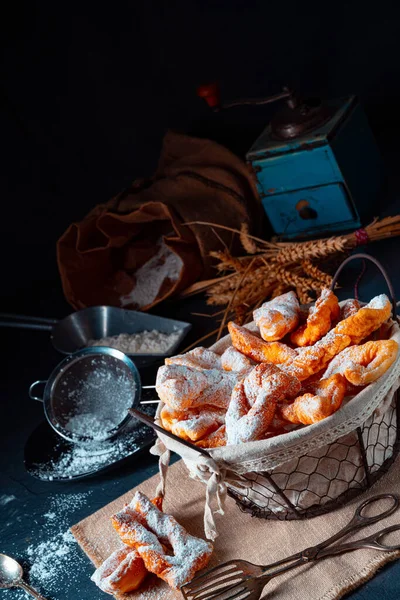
[29,347,142,444]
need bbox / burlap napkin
[71,457,400,600]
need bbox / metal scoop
[29,347,143,444]
[0,306,191,367]
[0,554,48,599]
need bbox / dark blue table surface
[2,231,400,599]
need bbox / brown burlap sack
[57,131,261,310]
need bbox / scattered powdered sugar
[87,329,181,354]
[65,413,117,441]
[120,239,183,308]
[27,530,76,585]
[31,421,151,481]
[0,494,16,506]
[2,492,92,599]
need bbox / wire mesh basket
[227,391,399,520]
[151,254,400,532]
[224,253,400,520]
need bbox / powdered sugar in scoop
[87,329,181,355]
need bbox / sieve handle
[29,381,46,402]
[0,313,57,330]
[330,253,398,319]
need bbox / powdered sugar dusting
[113,491,213,589]
[253,291,300,340]
[0,494,16,506]
[166,347,222,370]
[65,413,117,441]
[156,364,239,410]
[221,346,253,372]
[30,420,152,480]
[368,294,390,310]
[88,330,181,354]
[120,239,183,308]
[1,492,92,599]
[56,356,135,442]
[226,365,300,444]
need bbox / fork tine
[190,573,247,600]
[211,584,250,600]
[187,567,245,595]
[185,561,242,590]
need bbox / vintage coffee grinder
[197,84,384,239]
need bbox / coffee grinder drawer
[261,183,360,238]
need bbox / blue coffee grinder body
[198,85,384,240]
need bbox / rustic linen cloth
[71,458,400,600]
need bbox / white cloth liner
[152,306,400,540]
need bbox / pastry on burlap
[153,310,400,540]
[71,459,400,600]
[57,131,261,311]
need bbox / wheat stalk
[240,223,260,254]
[181,215,400,350]
[274,237,348,264]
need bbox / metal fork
[181,493,400,600]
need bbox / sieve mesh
[47,351,138,443]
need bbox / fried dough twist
[112,492,213,590]
[253,291,300,341]
[280,373,348,425]
[226,364,301,444]
[323,339,398,386]
[290,288,340,347]
[228,322,297,365]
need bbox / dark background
[2,1,400,317]
[2,6,400,599]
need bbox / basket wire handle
[330,253,398,319]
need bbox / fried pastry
[226,363,301,444]
[281,373,347,425]
[229,322,297,364]
[165,347,221,370]
[290,288,340,347]
[323,339,398,386]
[221,345,254,372]
[195,424,227,448]
[112,491,213,590]
[333,294,392,344]
[91,546,147,595]
[253,291,300,341]
[283,331,352,381]
[160,404,225,442]
[156,364,239,410]
[340,298,361,320]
